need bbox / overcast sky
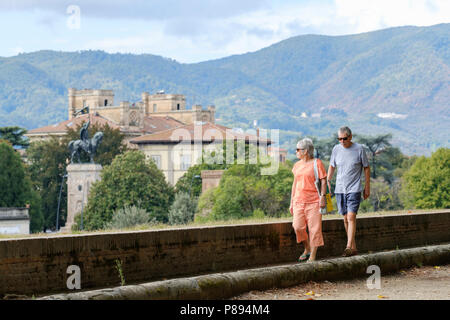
[1,0,449,63]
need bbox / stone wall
[0,211,448,296]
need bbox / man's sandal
[298,253,311,262]
[342,248,353,257]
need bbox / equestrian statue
[68,120,104,163]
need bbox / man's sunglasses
[337,137,349,141]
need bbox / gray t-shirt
[330,142,369,194]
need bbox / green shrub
[194,187,217,223]
[252,208,265,219]
[104,205,155,230]
[168,192,198,225]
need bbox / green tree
[375,146,407,184]
[369,177,392,211]
[0,126,29,148]
[401,148,450,209]
[308,134,337,160]
[0,141,30,206]
[26,137,69,230]
[0,141,44,232]
[356,133,392,179]
[175,140,276,198]
[211,175,248,220]
[194,187,217,222]
[208,161,293,220]
[175,163,224,198]
[81,150,174,230]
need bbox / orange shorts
[292,201,324,247]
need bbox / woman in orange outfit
[290,138,327,262]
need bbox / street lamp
[189,175,201,198]
[56,172,68,231]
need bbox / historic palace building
[26,88,274,185]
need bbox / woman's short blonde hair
[296,138,314,157]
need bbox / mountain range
[0,23,448,155]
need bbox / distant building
[0,208,30,235]
[130,122,272,185]
[25,88,272,185]
[26,88,215,147]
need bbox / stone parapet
[39,243,450,300]
[0,211,449,296]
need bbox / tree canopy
[0,126,29,148]
[0,141,30,207]
[81,150,174,230]
[0,141,44,232]
[401,148,449,209]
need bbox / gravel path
[232,264,450,300]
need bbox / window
[104,99,108,106]
[177,103,180,110]
[180,154,191,171]
[150,155,161,169]
[153,104,157,112]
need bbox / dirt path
[232,264,450,300]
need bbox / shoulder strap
[313,158,318,181]
[313,158,321,196]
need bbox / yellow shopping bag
[325,193,334,213]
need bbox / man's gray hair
[296,138,314,157]
[338,126,352,137]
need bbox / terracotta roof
[141,116,184,134]
[130,122,272,145]
[26,114,120,135]
[26,114,184,136]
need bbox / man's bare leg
[346,212,357,251]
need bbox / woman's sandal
[298,253,311,262]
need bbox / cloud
[334,0,450,33]
[1,0,448,62]
[0,0,267,21]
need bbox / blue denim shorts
[336,192,362,215]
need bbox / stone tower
[68,88,115,119]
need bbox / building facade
[131,122,272,185]
[26,88,277,186]
[26,88,215,147]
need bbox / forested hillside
[0,23,448,155]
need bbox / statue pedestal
[61,163,102,232]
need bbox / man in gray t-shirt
[327,126,370,257]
